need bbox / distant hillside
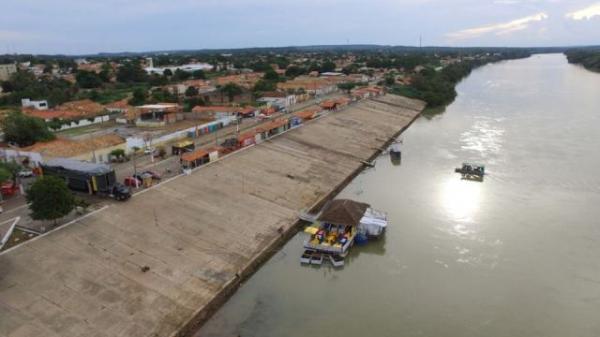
[565,48,600,72]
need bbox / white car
[143,147,155,155]
[17,170,34,178]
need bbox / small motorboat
[310,252,324,265]
[300,250,313,264]
[389,143,402,163]
[329,254,345,268]
[455,162,485,181]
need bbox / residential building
[21,98,49,110]
[213,72,264,89]
[135,103,182,127]
[144,63,213,75]
[255,118,289,141]
[22,99,110,130]
[258,91,297,110]
[191,106,242,120]
[24,134,126,163]
[351,86,386,100]
[105,99,135,124]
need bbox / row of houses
[22,99,112,131]
[179,107,322,169]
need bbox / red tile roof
[256,118,288,133]
[191,106,240,113]
[181,148,209,162]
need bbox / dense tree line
[565,49,600,72]
[391,51,531,108]
[0,71,76,107]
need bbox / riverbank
[199,53,600,337]
[390,51,532,109]
[0,94,425,337]
[565,49,600,72]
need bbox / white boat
[357,207,388,237]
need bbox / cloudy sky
[1,0,600,54]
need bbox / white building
[21,98,49,110]
[144,63,214,75]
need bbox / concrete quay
[0,94,425,337]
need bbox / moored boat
[390,143,402,163]
[455,162,485,181]
[301,199,389,266]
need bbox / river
[197,54,600,337]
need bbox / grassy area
[54,120,117,137]
[76,87,131,104]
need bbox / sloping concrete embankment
[0,94,425,337]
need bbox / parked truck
[41,158,131,201]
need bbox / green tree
[98,63,111,82]
[185,86,199,97]
[117,61,148,83]
[0,161,21,185]
[163,68,173,77]
[110,149,125,159]
[320,60,336,73]
[43,64,54,74]
[27,176,75,225]
[192,69,206,79]
[128,88,147,106]
[1,112,55,147]
[384,75,395,86]
[173,69,191,81]
[0,167,11,184]
[252,79,276,92]
[148,73,168,86]
[264,68,280,81]
[220,83,243,102]
[183,96,205,111]
[338,82,357,93]
[285,65,305,78]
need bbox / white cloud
[446,12,549,41]
[566,2,600,20]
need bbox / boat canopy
[318,199,369,227]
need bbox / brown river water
[197,54,600,337]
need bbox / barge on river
[301,199,388,267]
[455,162,485,181]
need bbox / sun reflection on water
[440,177,483,224]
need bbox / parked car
[144,147,155,155]
[17,169,34,178]
[142,170,162,180]
[1,182,19,197]
[124,176,140,188]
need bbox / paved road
[0,93,343,235]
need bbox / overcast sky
[1,0,600,54]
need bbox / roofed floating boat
[301,199,388,268]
